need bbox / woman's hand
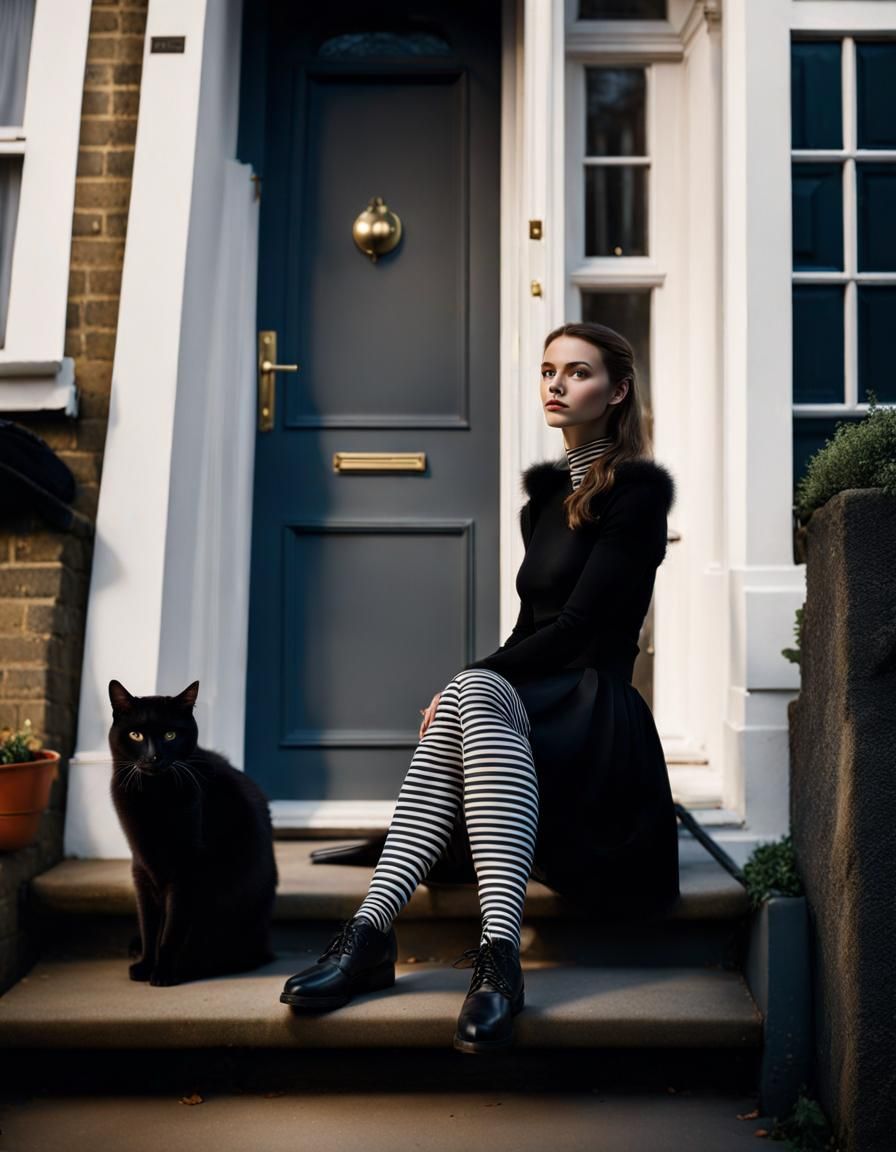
[419,692,441,740]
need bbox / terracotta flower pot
[0,749,60,852]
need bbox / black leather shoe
[452,933,525,1053]
[280,916,397,1011]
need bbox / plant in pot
[0,718,60,852]
[741,834,813,1122]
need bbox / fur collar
[521,456,676,513]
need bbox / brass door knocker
[352,195,402,263]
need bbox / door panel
[294,76,469,428]
[239,0,502,801]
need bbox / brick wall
[0,0,148,990]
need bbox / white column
[719,0,804,857]
[64,0,211,857]
[498,0,566,643]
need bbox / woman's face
[540,334,628,441]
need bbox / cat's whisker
[176,762,198,794]
[173,760,202,794]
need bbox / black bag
[0,418,91,535]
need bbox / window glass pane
[792,162,843,271]
[579,0,666,17]
[858,286,896,403]
[793,415,865,495]
[0,0,36,127]
[580,291,652,410]
[586,68,646,156]
[585,166,647,256]
[793,285,844,404]
[790,41,841,150]
[856,42,896,149]
[0,156,23,347]
[317,30,452,57]
[856,163,896,272]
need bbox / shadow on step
[3,1045,762,1097]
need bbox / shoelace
[451,937,517,998]
[317,918,365,963]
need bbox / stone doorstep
[0,954,763,1050]
[29,837,749,922]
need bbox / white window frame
[790,2,896,424]
[564,0,720,805]
[563,1,692,304]
[0,0,92,416]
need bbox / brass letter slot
[333,452,426,473]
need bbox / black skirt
[427,667,681,923]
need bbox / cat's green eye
[163,731,176,740]
[128,731,143,741]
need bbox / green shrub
[781,603,804,666]
[770,1087,840,1151]
[794,391,896,525]
[742,834,804,909]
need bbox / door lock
[258,331,299,431]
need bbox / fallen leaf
[754,1128,769,1138]
[180,1093,204,1105]
[738,1109,760,1120]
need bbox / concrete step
[27,837,751,967]
[0,1085,776,1152]
[31,837,747,921]
[0,952,762,1051]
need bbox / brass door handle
[258,330,300,432]
[260,359,298,374]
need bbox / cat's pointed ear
[175,680,200,709]
[109,679,135,713]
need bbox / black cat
[108,678,278,986]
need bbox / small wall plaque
[150,35,186,54]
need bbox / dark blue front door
[238,0,502,802]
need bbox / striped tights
[352,667,538,950]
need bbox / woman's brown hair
[542,321,654,530]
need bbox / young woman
[280,321,680,1054]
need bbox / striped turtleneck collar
[565,435,613,490]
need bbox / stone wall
[789,488,896,1152]
[0,0,147,993]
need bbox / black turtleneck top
[463,439,674,687]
